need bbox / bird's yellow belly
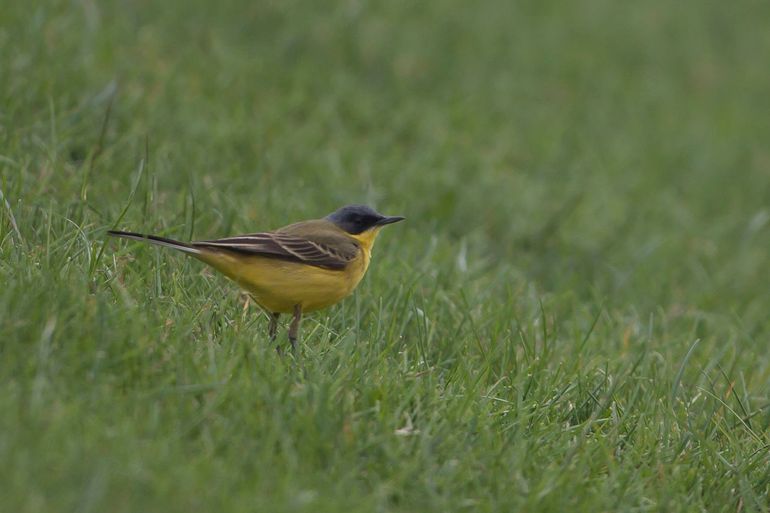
[197,252,369,313]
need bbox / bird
[108,204,404,351]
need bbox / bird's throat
[349,226,381,252]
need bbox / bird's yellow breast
[196,228,380,314]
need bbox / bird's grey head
[326,205,405,235]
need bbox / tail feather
[107,230,201,255]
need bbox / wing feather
[192,232,358,270]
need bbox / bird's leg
[268,312,280,345]
[288,304,302,352]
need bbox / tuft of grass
[2,0,770,511]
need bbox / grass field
[3,1,770,511]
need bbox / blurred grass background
[2,0,770,511]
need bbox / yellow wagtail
[108,205,404,351]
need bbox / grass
[2,0,770,511]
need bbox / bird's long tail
[107,230,201,255]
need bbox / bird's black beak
[375,215,405,226]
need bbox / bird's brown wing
[192,228,359,270]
